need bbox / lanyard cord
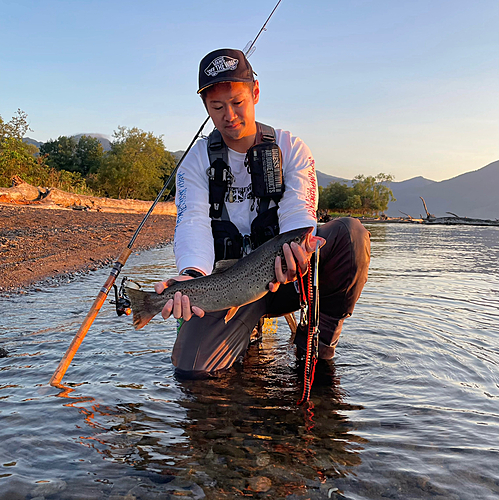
[297,243,320,405]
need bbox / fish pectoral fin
[224,306,240,324]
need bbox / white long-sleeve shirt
[174,128,318,275]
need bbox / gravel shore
[0,204,176,293]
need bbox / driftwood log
[399,210,413,220]
[419,197,435,219]
[0,179,176,216]
[419,196,499,226]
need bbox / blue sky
[1,0,497,181]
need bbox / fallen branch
[0,179,176,215]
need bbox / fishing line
[49,0,284,386]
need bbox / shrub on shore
[1,110,175,200]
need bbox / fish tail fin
[126,288,162,330]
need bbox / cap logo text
[204,56,239,77]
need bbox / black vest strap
[256,122,276,143]
[207,129,228,165]
[206,122,278,219]
[207,123,281,261]
[207,129,232,220]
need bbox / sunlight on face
[204,81,260,152]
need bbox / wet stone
[0,479,32,500]
[216,468,244,480]
[270,451,292,465]
[52,485,108,500]
[247,476,272,493]
[31,479,67,497]
[319,483,340,497]
[164,478,206,499]
[256,452,271,467]
[204,427,234,439]
[189,470,217,488]
[212,442,246,458]
[126,486,163,500]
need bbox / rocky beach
[0,204,176,293]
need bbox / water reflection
[172,340,364,497]
[52,331,365,498]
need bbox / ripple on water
[1,226,499,499]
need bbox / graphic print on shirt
[225,185,252,203]
[306,157,318,219]
[174,172,187,243]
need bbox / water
[1,224,498,499]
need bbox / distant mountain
[316,170,350,187]
[72,133,112,151]
[391,175,436,191]
[386,161,499,219]
[23,137,43,149]
[316,172,437,191]
[317,161,499,219]
[172,150,184,163]
[23,134,112,152]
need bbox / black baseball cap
[197,48,254,94]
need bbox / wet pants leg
[293,217,371,359]
[172,218,370,377]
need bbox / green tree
[1,110,93,194]
[345,194,362,210]
[318,181,352,211]
[318,185,327,210]
[40,136,78,172]
[0,108,30,141]
[40,135,104,176]
[97,126,176,200]
[318,173,396,215]
[352,173,396,214]
[0,109,46,187]
[75,135,104,175]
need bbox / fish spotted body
[126,226,313,329]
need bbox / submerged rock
[31,479,67,497]
[247,476,272,492]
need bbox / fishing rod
[49,0,283,386]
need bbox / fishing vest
[207,122,285,262]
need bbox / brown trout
[126,226,313,329]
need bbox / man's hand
[269,233,326,293]
[154,276,205,321]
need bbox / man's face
[204,81,260,150]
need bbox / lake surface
[1,223,498,500]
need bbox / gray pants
[172,218,371,378]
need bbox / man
[155,48,370,378]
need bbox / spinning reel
[110,277,140,316]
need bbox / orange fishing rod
[49,0,283,386]
[49,119,208,386]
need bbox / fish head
[281,226,315,247]
[268,227,315,274]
